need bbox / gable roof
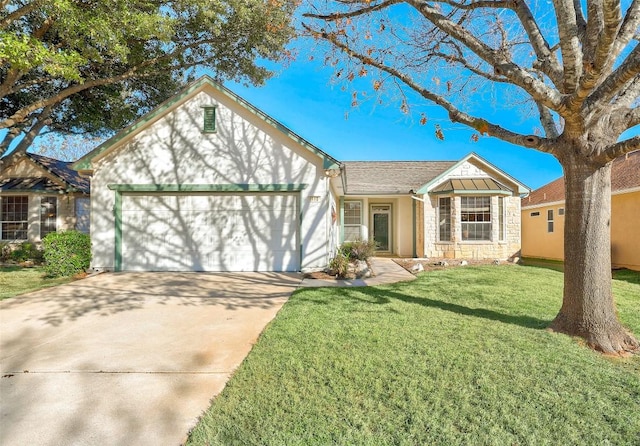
[0,153,90,194]
[341,161,456,195]
[522,150,640,208]
[73,75,341,172]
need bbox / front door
[371,205,391,252]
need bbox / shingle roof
[0,153,90,194]
[523,150,640,207]
[342,161,457,195]
[27,153,90,193]
[0,177,67,192]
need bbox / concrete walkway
[299,257,415,287]
[0,272,299,446]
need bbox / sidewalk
[299,257,415,288]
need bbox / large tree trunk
[550,151,639,355]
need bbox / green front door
[371,205,391,252]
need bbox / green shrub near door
[42,231,91,277]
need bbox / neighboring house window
[438,197,451,242]
[558,208,565,216]
[40,197,57,239]
[343,200,362,241]
[1,196,28,240]
[530,211,540,217]
[461,196,491,241]
[203,106,216,133]
[547,209,554,233]
[498,196,505,241]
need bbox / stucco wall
[89,88,331,270]
[522,191,640,271]
[611,191,640,270]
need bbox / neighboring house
[521,150,640,271]
[0,153,91,244]
[74,75,529,272]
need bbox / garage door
[120,193,299,272]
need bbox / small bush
[328,248,350,279]
[42,231,91,277]
[7,242,43,263]
[341,238,377,261]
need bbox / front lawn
[0,266,75,300]
[187,266,640,445]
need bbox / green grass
[187,265,640,446]
[0,266,75,300]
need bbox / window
[343,200,362,241]
[438,197,451,241]
[558,208,565,216]
[547,209,554,233]
[40,197,57,239]
[530,211,540,217]
[1,196,28,240]
[203,106,216,133]
[461,196,491,241]
[498,196,505,241]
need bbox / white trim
[613,186,640,196]
[521,200,565,210]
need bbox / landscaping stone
[411,263,424,273]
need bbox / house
[73,76,529,272]
[521,150,640,271]
[0,152,91,244]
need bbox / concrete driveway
[0,272,299,445]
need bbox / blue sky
[222,53,565,191]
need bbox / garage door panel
[121,193,299,272]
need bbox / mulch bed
[394,258,513,274]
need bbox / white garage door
[120,193,299,272]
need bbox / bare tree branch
[573,0,587,40]
[552,0,583,92]
[305,23,554,153]
[303,0,401,21]
[403,0,562,110]
[431,0,564,87]
[597,135,640,163]
[612,0,640,57]
[537,102,560,138]
[588,45,640,108]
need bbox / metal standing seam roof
[341,161,457,195]
[431,177,512,193]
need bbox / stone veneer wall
[423,194,521,260]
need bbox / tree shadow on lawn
[301,284,551,330]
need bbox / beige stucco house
[0,153,90,244]
[521,150,640,271]
[73,76,528,272]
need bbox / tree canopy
[303,0,639,354]
[0,0,295,157]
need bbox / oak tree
[1,0,295,157]
[303,0,639,354]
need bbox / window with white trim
[438,197,451,241]
[461,196,491,241]
[547,209,554,233]
[1,196,28,240]
[343,200,362,241]
[40,197,57,239]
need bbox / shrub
[328,248,350,279]
[7,242,43,263]
[341,238,377,261]
[42,231,91,277]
